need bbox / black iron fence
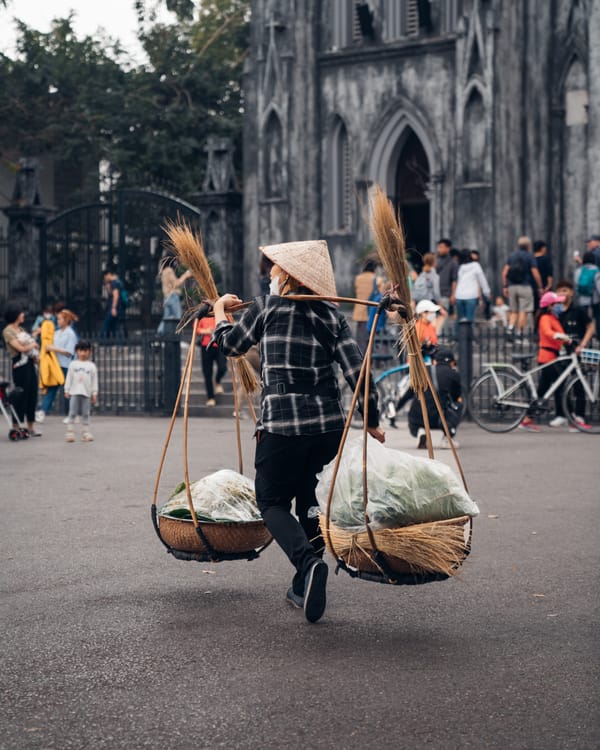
[40,189,204,333]
[369,322,540,372]
[0,332,183,416]
[2,323,597,417]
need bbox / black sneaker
[417,433,427,449]
[304,560,328,623]
[285,587,304,609]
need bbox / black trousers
[12,359,37,424]
[254,429,342,595]
[200,346,227,400]
[538,360,566,417]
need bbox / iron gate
[40,189,203,332]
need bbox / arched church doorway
[394,128,430,271]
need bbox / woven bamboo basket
[158,515,271,554]
[150,248,272,561]
[320,515,471,577]
[311,186,475,586]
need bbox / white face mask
[269,275,281,295]
[426,312,437,323]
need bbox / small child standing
[490,295,510,329]
[64,340,98,442]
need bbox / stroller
[0,382,29,441]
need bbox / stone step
[187,405,255,419]
[67,344,256,418]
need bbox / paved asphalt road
[1,416,598,750]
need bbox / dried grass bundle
[369,185,410,301]
[369,186,428,395]
[163,219,258,395]
[321,516,470,578]
[232,357,259,399]
[163,219,219,299]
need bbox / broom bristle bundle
[163,219,258,394]
[321,517,469,577]
[163,220,219,300]
[234,357,259,394]
[369,186,410,300]
[369,186,428,394]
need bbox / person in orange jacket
[196,316,227,407]
[519,291,570,432]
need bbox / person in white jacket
[64,340,98,442]
[452,249,491,323]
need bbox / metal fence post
[457,320,473,407]
[163,335,181,416]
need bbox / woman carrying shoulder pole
[212,240,384,623]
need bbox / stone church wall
[243,0,598,299]
[243,0,322,296]
[319,42,456,293]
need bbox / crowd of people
[1,258,232,438]
[3,232,599,443]
[2,266,134,439]
[352,233,600,440]
[2,300,98,441]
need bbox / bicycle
[467,347,600,433]
[341,354,431,428]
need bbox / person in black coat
[408,348,463,448]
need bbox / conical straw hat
[260,240,338,298]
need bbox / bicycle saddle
[511,352,535,362]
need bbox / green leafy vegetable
[159,470,262,523]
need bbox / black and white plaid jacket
[213,294,379,436]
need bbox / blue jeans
[40,366,68,415]
[100,311,125,338]
[455,298,479,322]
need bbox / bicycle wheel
[376,370,410,427]
[468,369,530,432]
[340,382,364,429]
[562,373,600,433]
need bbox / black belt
[263,382,339,398]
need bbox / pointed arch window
[463,88,486,183]
[263,111,284,198]
[565,58,588,126]
[327,118,352,231]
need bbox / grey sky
[0,1,173,62]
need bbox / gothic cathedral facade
[242,0,599,296]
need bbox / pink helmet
[539,291,566,308]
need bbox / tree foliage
[0,18,126,164]
[0,1,249,201]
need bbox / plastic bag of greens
[159,470,262,523]
[315,436,479,530]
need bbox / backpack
[506,254,529,284]
[576,266,598,298]
[120,287,130,309]
[412,272,434,302]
